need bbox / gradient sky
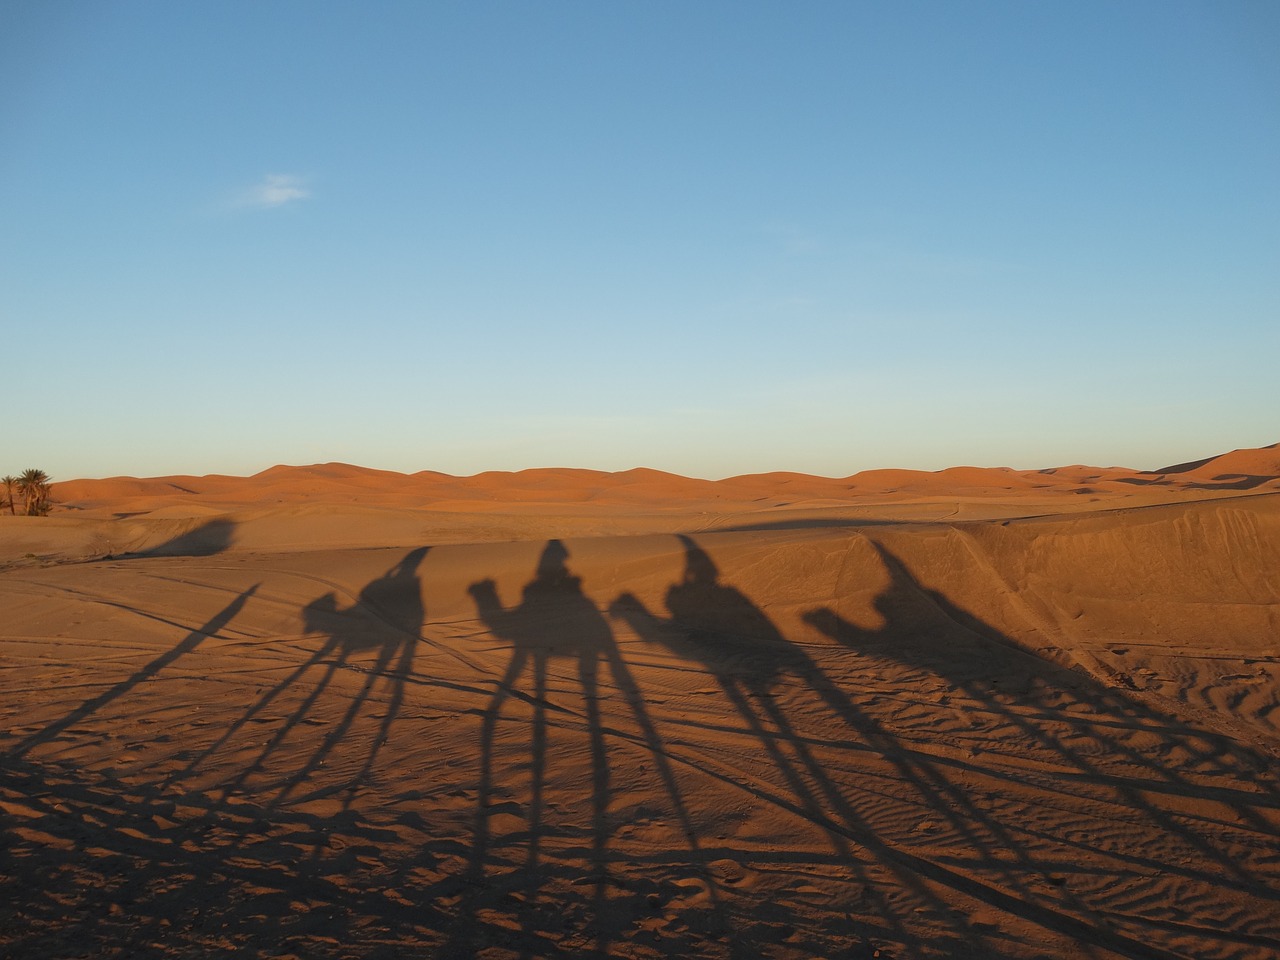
[3,1,1277,481]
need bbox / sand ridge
[48,442,1280,520]
[2,445,1279,958]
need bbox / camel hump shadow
[611,535,811,693]
[303,546,430,652]
[800,540,1050,694]
[469,539,612,657]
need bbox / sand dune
[24,443,1280,566]
[3,446,1279,958]
[47,442,1280,520]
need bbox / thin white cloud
[238,173,310,209]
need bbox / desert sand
[3,444,1279,959]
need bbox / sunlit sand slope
[2,489,1278,959]
[46,441,1280,523]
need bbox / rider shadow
[607,534,1280,958]
[450,539,715,959]
[802,540,1280,956]
[5,549,463,953]
[180,547,430,812]
[610,535,972,954]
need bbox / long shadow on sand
[612,536,976,956]
[442,540,729,959]
[799,541,1280,956]
[8,584,260,758]
[0,748,439,960]
[127,516,238,557]
[7,534,1280,959]
[1,547,453,958]
[173,546,431,813]
[611,535,1280,960]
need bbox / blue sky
[2,1,1277,481]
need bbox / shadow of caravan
[173,547,430,811]
[610,534,974,951]
[448,540,718,958]
[796,539,1280,958]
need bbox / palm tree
[17,468,52,517]
[1,476,16,516]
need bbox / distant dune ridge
[3,444,1279,959]
[49,440,1280,511]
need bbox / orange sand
[2,444,1278,958]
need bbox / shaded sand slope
[3,488,1279,959]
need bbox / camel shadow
[1,569,448,957]
[800,539,1280,957]
[175,547,430,813]
[611,535,973,954]
[611,534,1280,959]
[446,539,727,959]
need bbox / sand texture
[3,445,1279,959]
